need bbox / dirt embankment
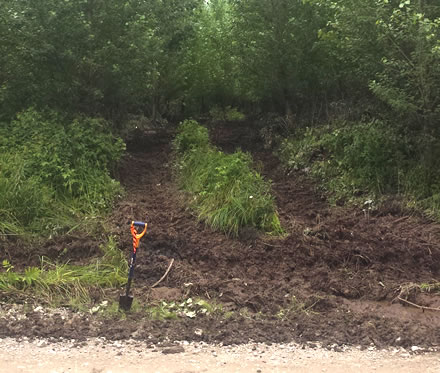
[1,124,440,349]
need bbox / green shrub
[209,106,245,122]
[174,120,282,236]
[319,121,405,194]
[173,119,210,154]
[0,153,56,235]
[278,121,440,218]
[4,109,124,197]
[225,107,245,121]
[0,109,125,236]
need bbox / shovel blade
[119,294,133,311]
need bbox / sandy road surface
[1,338,439,373]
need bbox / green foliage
[0,0,201,122]
[279,121,400,200]
[4,109,124,196]
[147,297,224,320]
[2,0,440,230]
[230,0,332,114]
[0,236,127,306]
[174,120,282,236]
[173,119,210,154]
[276,295,319,320]
[279,121,440,216]
[182,0,239,113]
[0,153,55,235]
[209,106,246,122]
[319,122,405,195]
[371,1,440,130]
[0,109,124,236]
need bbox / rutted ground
[1,124,440,349]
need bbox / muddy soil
[1,123,440,349]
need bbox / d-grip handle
[132,221,147,227]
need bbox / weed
[419,282,440,293]
[239,308,264,320]
[147,302,180,320]
[146,297,225,320]
[276,295,320,320]
[97,299,141,318]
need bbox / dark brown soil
[1,123,440,349]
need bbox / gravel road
[1,337,440,373]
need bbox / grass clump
[173,120,282,236]
[0,237,127,306]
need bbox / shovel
[119,220,147,311]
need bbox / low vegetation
[0,109,125,237]
[0,237,127,307]
[173,120,283,236]
[278,120,440,219]
[146,297,227,321]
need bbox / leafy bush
[0,109,125,236]
[319,121,405,194]
[174,120,282,236]
[280,121,406,196]
[173,119,210,154]
[3,109,124,197]
[278,121,440,216]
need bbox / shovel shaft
[125,277,133,297]
[120,220,147,311]
[125,251,137,296]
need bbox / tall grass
[0,153,55,235]
[0,237,127,306]
[174,120,282,236]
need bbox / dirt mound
[1,124,440,348]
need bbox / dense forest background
[1,0,440,236]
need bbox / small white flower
[249,195,253,199]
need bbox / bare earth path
[1,338,439,373]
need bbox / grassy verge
[173,120,283,236]
[0,237,127,307]
[277,120,440,219]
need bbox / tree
[370,0,440,133]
